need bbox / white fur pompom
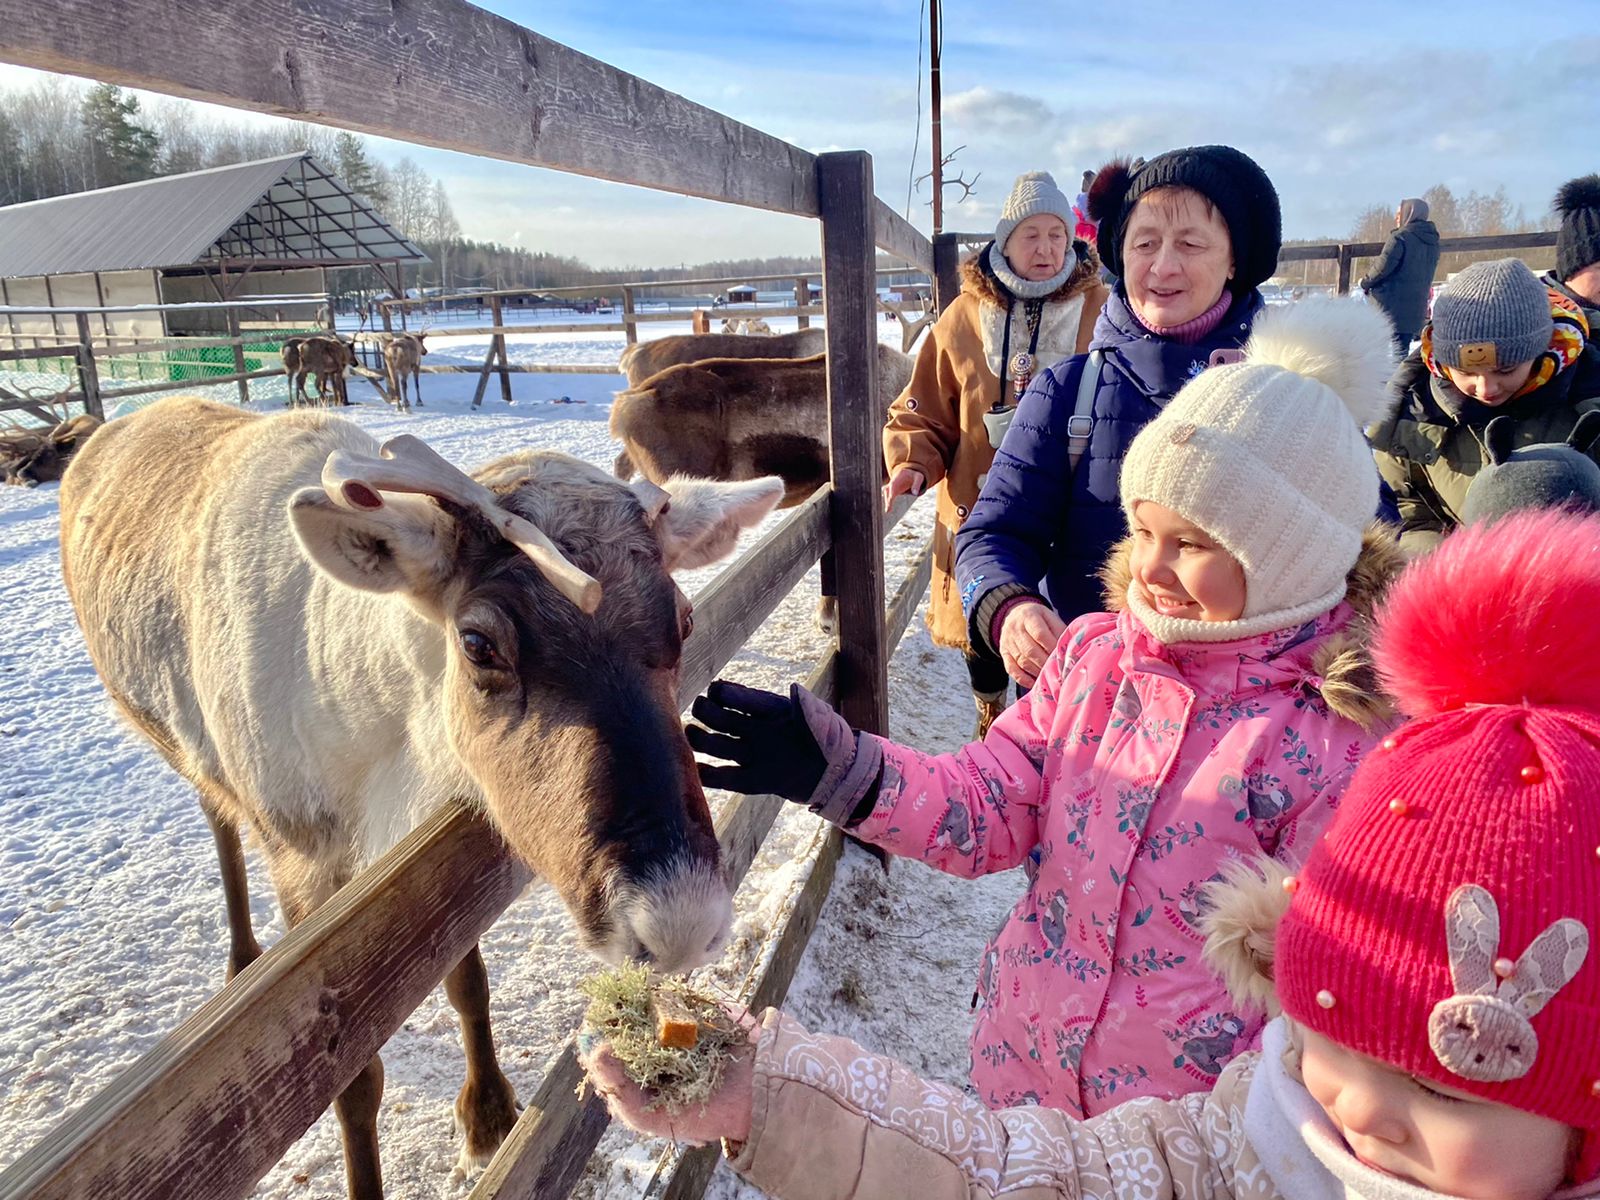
[1242,297,1399,429]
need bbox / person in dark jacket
[1542,174,1600,331]
[954,145,1283,689]
[1358,197,1442,355]
[1370,257,1600,555]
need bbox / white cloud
[943,86,1055,133]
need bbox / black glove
[688,680,827,803]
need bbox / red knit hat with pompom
[1276,508,1600,1179]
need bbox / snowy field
[0,315,1019,1198]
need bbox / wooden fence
[0,3,933,1198]
[1276,230,1559,294]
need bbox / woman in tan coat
[883,171,1107,735]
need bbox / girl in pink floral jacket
[688,299,1401,1116]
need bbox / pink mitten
[577,1013,759,1147]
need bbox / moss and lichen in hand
[578,962,749,1113]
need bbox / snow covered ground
[0,315,1019,1198]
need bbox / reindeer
[0,412,102,486]
[619,327,825,389]
[58,395,783,1198]
[610,344,914,506]
[281,335,355,407]
[382,331,428,412]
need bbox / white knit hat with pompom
[1119,297,1398,644]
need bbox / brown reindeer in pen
[382,332,428,412]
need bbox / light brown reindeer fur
[58,395,781,1197]
[618,327,826,388]
[610,344,915,507]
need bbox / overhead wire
[905,0,927,220]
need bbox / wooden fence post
[225,308,250,405]
[794,276,810,329]
[691,309,709,335]
[493,296,512,403]
[73,311,103,419]
[817,151,888,736]
[933,232,961,313]
[621,286,637,346]
[1337,245,1355,296]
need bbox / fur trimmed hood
[959,241,1105,380]
[959,239,1102,310]
[1098,524,1404,733]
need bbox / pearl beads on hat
[1316,989,1337,1009]
[1521,764,1545,784]
[1494,958,1516,980]
[1282,875,1300,894]
[1389,798,1410,816]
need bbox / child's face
[1444,360,1535,406]
[1300,1028,1577,1199]
[1129,501,1246,623]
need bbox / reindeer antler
[321,435,603,614]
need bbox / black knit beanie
[1555,174,1600,283]
[1087,145,1282,297]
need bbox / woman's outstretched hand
[577,1014,759,1147]
[688,680,829,803]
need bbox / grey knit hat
[1429,258,1553,371]
[993,172,1074,255]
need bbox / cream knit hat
[1119,298,1398,644]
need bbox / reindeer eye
[459,629,504,669]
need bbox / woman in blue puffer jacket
[956,145,1284,688]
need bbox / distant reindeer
[382,332,429,412]
[281,335,355,407]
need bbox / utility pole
[930,0,943,237]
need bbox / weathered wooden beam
[0,0,818,215]
[72,313,102,420]
[818,152,889,736]
[0,801,530,1200]
[885,539,934,651]
[873,199,933,271]
[933,232,961,313]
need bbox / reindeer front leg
[445,943,519,1174]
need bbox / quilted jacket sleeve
[844,618,1097,878]
[954,355,1090,654]
[727,1008,1263,1200]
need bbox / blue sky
[4,1,1597,267]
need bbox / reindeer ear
[655,475,784,571]
[288,487,455,598]
[1200,858,1293,1015]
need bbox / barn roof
[0,152,428,279]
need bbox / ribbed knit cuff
[792,685,884,827]
[970,582,1042,657]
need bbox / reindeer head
[288,436,783,972]
[1427,884,1589,1083]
